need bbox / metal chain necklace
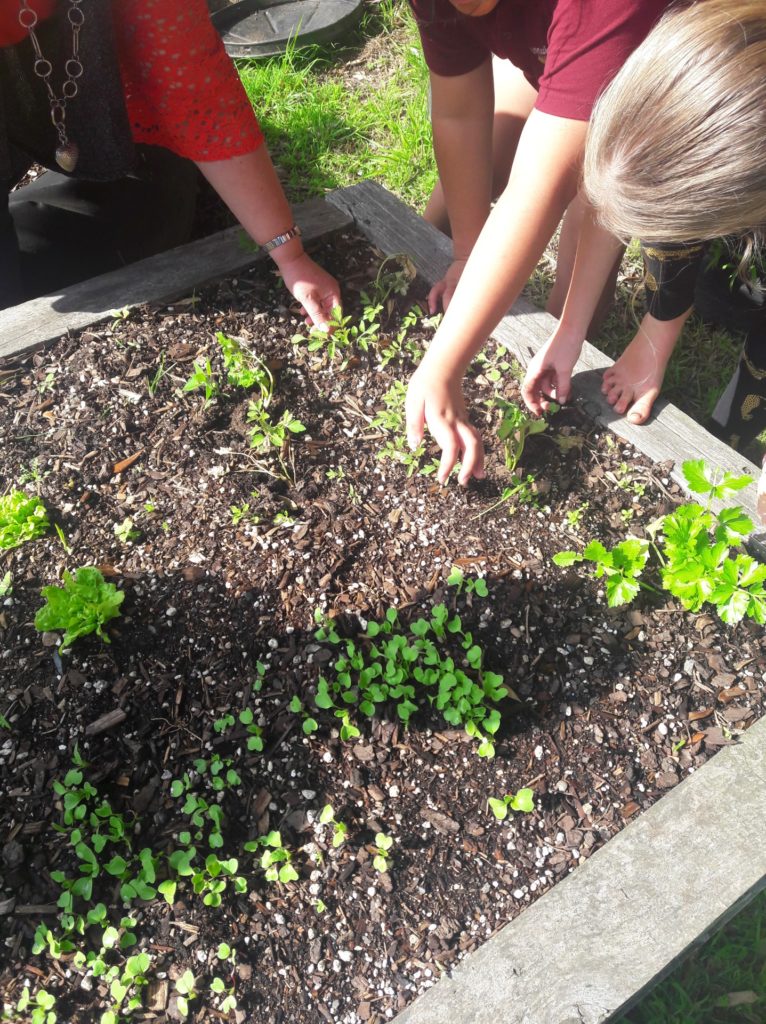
[18,0,85,172]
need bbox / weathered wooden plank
[0,196,352,360]
[328,182,765,555]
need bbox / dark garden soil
[1,231,764,1024]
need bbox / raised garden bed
[1,184,764,1024]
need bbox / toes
[613,387,633,415]
[627,389,659,424]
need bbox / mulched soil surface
[1,231,764,1024]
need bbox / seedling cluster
[312,601,510,757]
[554,461,765,625]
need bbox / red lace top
[1,0,264,161]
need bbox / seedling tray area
[1,184,764,1024]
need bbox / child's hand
[405,362,485,486]
[427,258,468,315]
[521,331,582,415]
[278,252,341,331]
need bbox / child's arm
[427,60,495,312]
[406,109,588,485]
[522,205,624,414]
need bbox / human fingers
[521,365,548,416]
[428,279,447,315]
[405,379,426,451]
[456,420,485,485]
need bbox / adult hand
[405,361,485,486]
[427,258,468,315]
[277,251,341,330]
[520,332,581,415]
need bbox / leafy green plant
[313,604,510,757]
[34,567,124,649]
[494,398,554,473]
[566,502,589,529]
[372,381,439,478]
[210,975,238,1014]
[288,695,318,736]
[182,358,219,407]
[0,570,12,598]
[217,332,274,397]
[174,969,198,1019]
[0,491,49,550]
[487,787,535,821]
[170,755,241,848]
[114,517,140,545]
[247,402,305,451]
[372,832,393,873]
[318,804,348,848]
[168,848,246,908]
[244,830,299,884]
[446,565,488,597]
[554,461,765,625]
[12,986,57,1024]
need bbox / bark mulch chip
[1,232,764,1023]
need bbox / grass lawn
[233,2,765,1019]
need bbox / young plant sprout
[318,804,348,848]
[174,969,198,1019]
[244,831,299,884]
[554,460,766,625]
[488,787,535,821]
[372,832,394,873]
[446,565,489,597]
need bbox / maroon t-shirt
[410,0,672,120]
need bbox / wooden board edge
[0,195,352,361]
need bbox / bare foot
[602,316,683,424]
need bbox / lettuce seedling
[0,490,49,550]
[488,787,535,821]
[35,567,124,649]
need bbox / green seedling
[566,502,589,529]
[35,567,124,649]
[488,787,535,821]
[53,522,71,554]
[230,503,260,526]
[318,804,348,848]
[0,571,12,598]
[210,975,238,1014]
[0,711,10,730]
[213,712,235,734]
[0,491,49,550]
[175,969,198,1019]
[372,832,393,873]
[13,986,57,1024]
[182,358,219,407]
[288,695,318,736]
[372,381,439,478]
[217,332,274,397]
[475,341,513,383]
[168,848,246,907]
[495,398,554,474]
[238,707,265,750]
[114,517,140,545]
[244,830,299,884]
[247,401,305,451]
[313,604,510,757]
[446,565,488,598]
[146,351,168,397]
[554,460,765,625]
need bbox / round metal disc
[212,0,365,58]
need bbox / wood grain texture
[0,196,352,361]
[328,182,766,556]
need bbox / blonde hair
[584,0,766,246]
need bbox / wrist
[269,236,307,271]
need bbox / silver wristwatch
[261,224,303,253]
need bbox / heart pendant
[55,141,79,172]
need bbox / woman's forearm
[422,110,588,378]
[196,145,305,270]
